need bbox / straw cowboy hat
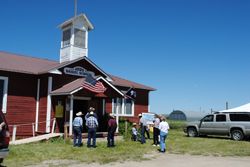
[132,123,137,126]
[88,107,95,111]
[109,113,115,118]
[76,111,83,116]
[138,113,142,117]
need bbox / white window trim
[112,98,134,117]
[0,76,8,113]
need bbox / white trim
[122,98,125,115]
[35,79,40,131]
[69,95,74,136]
[0,76,8,113]
[111,97,135,117]
[70,87,83,94]
[48,69,62,75]
[112,99,114,114]
[102,99,105,115]
[46,77,52,133]
[96,76,124,96]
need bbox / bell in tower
[58,14,94,63]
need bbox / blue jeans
[73,126,82,146]
[141,126,146,144]
[160,131,168,151]
[87,128,97,147]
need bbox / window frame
[0,76,8,113]
[62,28,71,47]
[112,98,134,117]
[74,28,86,48]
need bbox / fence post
[52,118,56,134]
[12,125,17,143]
[125,120,128,136]
[32,123,35,137]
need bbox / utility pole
[226,101,229,110]
[74,0,78,17]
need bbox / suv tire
[187,127,198,137]
[231,129,244,141]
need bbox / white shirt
[154,118,160,128]
[159,121,169,133]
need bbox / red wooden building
[0,14,155,137]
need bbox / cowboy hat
[89,111,94,115]
[76,111,83,116]
[88,107,95,111]
[138,113,142,117]
[109,113,115,118]
[132,123,137,126]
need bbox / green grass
[4,137,155,167]
[4,122,250,166]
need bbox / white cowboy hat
[76,111,83,116]
[88,107,95,111]
[89,111,94,115]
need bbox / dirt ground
[27,153,250,167]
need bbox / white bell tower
[58,13,94,63]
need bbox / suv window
[202,115,214,122]
[216,114,226,122]
[230,114,250,122]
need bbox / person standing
[86,111,98,148]
[72,111,83,147]
[158,116,169,153]
[107,113,117,147]
[139,113,147,144]
[131,123,138,141]
[85,107,98,120]
[152,114,160,146]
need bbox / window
[230,114,250,122]
[202,115,214,122]
[0,77,8,113]
[124,99,132,115]
[216,114,226,122]
[112,98,134,116]
[113,98,122,114]
[62,29,71,47]
[74,29,86,48]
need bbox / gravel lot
[28,153,250,167]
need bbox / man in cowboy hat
[86,110,99,148]
[107,113,117,147]
[85,107,98,120]
[73,111,83,147]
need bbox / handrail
[10,118,57,143]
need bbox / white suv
[183,112,250,141]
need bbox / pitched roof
[51,78,83,95]
[110,75,156,91]
[0,51,59,74]
[0,51,155,91]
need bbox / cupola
[58,13,94,63]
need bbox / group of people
[72,107,117,148]
[132,114,170,153]
[72,107,169,153]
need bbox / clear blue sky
[1,0,250,114]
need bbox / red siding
[0,71,38,137]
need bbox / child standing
[131,123,138,141]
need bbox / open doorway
[73,99,89,132]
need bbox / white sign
[64,66,95,77]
